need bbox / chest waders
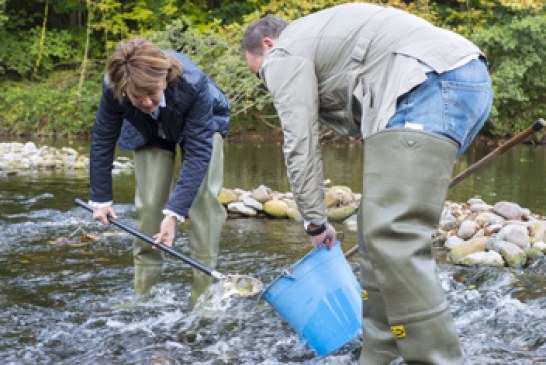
[133,147,176,299]
[133,133,226,306]
[188,132,226,307]
[357,129,463,364]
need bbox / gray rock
[493,201,522,220]
[227,202,257,216]
[493,241,527,269]
[242,196,263,211]
[497,224,530,249]
[250,185,270,203]
[484,223,503,235]
[445,235,464,249]
[474,212,505,227]
[470,203,492,213]
[457,220,479,240]
[467,197,486,205]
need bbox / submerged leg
[133,147,175,299]
[188,133,226,307]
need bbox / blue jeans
[386,58,493,156]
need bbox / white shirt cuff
[88,200,113,208]
[162,209,185,223]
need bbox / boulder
[458,251,504,267]
[218,188,239,205]
[263,200,289,218]
[496,224,530,249]
[450,236,489,263]
[328,205,356,222]
[457,220,479,240]
[493,201,522,220]
[493,241,527,269]
[227,202,257,216]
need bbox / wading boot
[189,133,226,307]
[357,202,400,365]
[133,147,175,299]
[359,129,463,364]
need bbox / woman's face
[127,81,166,114]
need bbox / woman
[89,38,230,305]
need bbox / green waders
[357,129,463,365]
[188,132,226,307]
[132,133,225,305]
[133,147,175,299]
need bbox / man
[243,3,492,364]
[89,38,230,306]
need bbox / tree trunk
[77,0,92,99]
[33,0,48,79]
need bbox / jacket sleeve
[262,54,327,224]
[209,82,231,138]
[166,76,215,217]
[89,80,124,203]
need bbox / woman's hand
[92,206,118,225]
[153,215,177,247]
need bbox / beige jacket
[261,3,482,224]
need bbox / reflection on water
[1,139,545,364]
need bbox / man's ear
[263,37,276,50]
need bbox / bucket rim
[259,241,341,301]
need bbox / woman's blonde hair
[106,38,183,102]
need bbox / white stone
[497,224,530,249]
[532,241,546,253]
[21,142,38,153]
[227,202,257,216]
[458,251,504,266]
[458,220,479,240]
[242,196,263,211]
[445,235,464,249]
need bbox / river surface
[1,138,545,364]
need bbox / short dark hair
[243,15,288,55]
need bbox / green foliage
[470,11,546,135]
[0,68,102,135]
[149,16,273,128]
[0,27,79,78]
[1,0,545,137]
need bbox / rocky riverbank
[0,142,132,174]
[2,141,544,268]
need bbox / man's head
[243,15,288,76]
[106,38,182,113]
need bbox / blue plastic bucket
[262,241,362,356]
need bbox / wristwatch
[305,223,327,236]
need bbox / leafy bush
[0,68,102,135]
[470,11,546,135]
[0,27,79,78]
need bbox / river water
[1,138,545,364]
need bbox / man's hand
[92,206,118,225]
[153,215,177,247]
[308,223,337,249]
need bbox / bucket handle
[281,268,297,280]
